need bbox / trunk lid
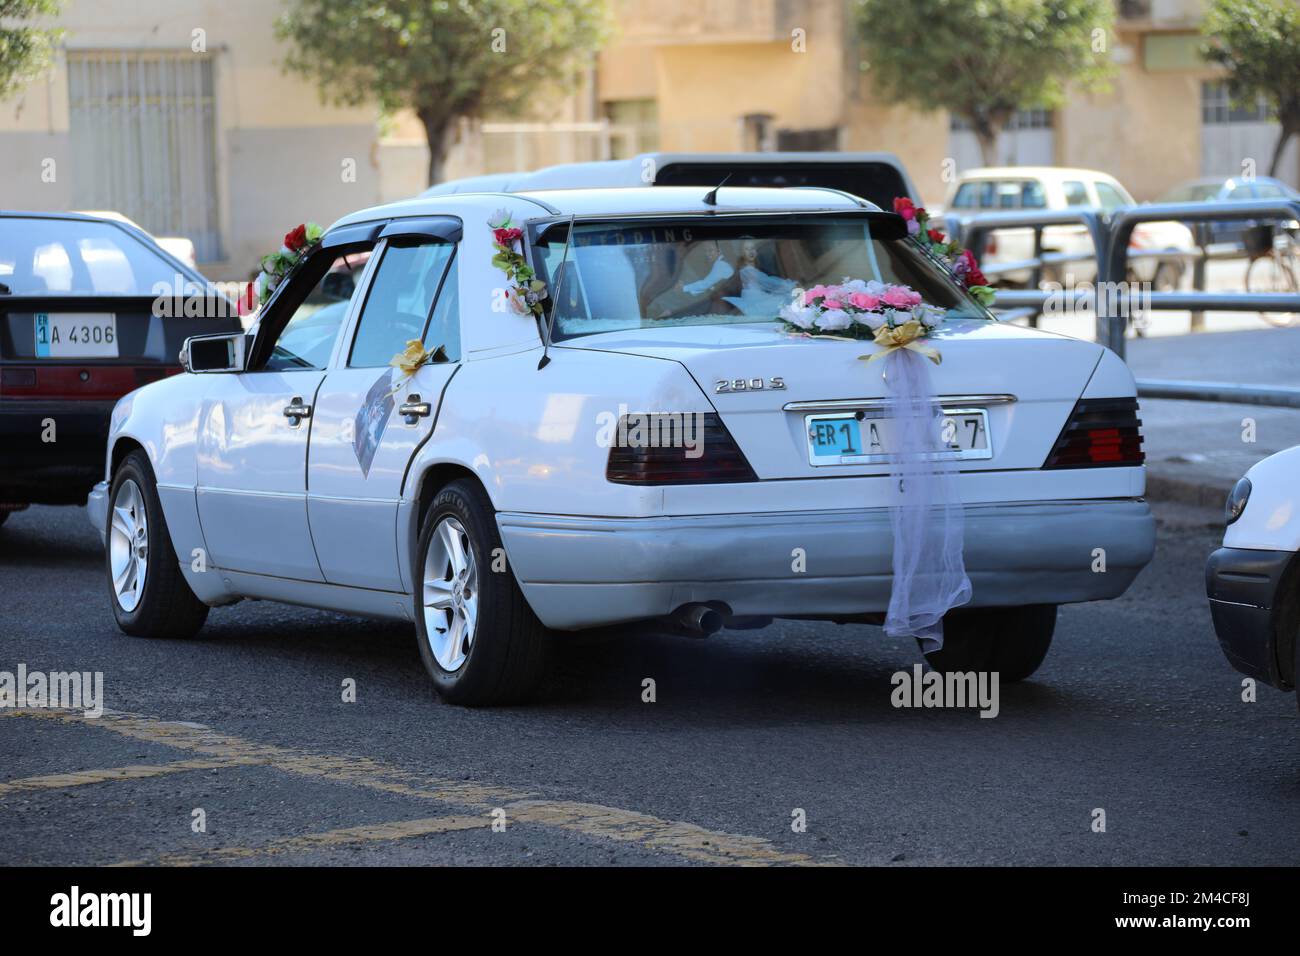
[560,319,1104,479]
[0,294,240,400]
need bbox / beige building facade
[0,0,384,278]
[1,0,1293,280]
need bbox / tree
[276,0,610,186]
[0,0,63,102]
[853,0,1112,166]
[1202,0,1300,178]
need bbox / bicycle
[1243,221,1300,327]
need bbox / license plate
[805,408,992,466]
[34,313,119,358]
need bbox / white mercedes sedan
[87,186,1155,705]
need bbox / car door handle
[283,397,312,427]
[400,394,432,426]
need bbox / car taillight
[606,412,757,484]
[1044,397,1144,468]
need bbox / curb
[1145,470,1229,510]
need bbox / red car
[0,212,240,524]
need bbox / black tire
[921,605,1056,683]
[413,478,549,705]
[108,450,209,639]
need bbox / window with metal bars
[66,50,222,262]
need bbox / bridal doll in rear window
[722,237,797,317]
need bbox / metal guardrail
[954,198,1300,405]
[1101,199,1300,353]
[1135,380,1300,408]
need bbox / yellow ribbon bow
[390,339,443,375]
[385,339,449,396]
[859,320,942,366]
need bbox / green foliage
[1202,0,1300,155]
[276,0,610,182]
[853,0,1112,159]
[0,0,63,101]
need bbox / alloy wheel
[109,479,149,612]
[422,516,478,672]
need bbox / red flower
[927,228,946,245]
[493,227,523,246]
[956,249,988,288]
[283,224,308,252]
[892,197,916,220]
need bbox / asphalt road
[2,500,1297,867]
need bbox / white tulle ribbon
[875,347,972,652]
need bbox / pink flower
[882,286,922,309]
[803,284,830,305]
[848,292,881,310]
[893,197,916,220]
[822,298,844,310]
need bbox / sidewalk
[1124,325,1300,509]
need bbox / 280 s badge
[715,377,786,393]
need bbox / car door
[194,235,378,580]
[306,219,462,592]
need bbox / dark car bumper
[1205,546,1296,691]
[0,398,117,504]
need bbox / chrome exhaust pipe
[674,603,724,637]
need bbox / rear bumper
[0,399,116,504]
[1206,546,1296,691]
[498,498,1156,630]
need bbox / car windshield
[533,215,989,340]
[0,217,185,296]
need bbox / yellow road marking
[112,815,489,867]
[0,756,264,796]
[2,708,825,866]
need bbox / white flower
[487,208,513,229]
[863,280,888,296]
[854,310,888,331]
[816,308,852,331]
[839,278,869,294]
[917,304,947,330]
[505,287,529,315]
[780,303,816,329]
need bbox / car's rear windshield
[0,217,184,296]
[532,215,988,341]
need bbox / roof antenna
[538,214,576,370]
[702,173,732,207]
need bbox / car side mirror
[180,331,246,373]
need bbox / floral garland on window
[488,209,548,317]
[253,222,324,307]
[892,197,995,308]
